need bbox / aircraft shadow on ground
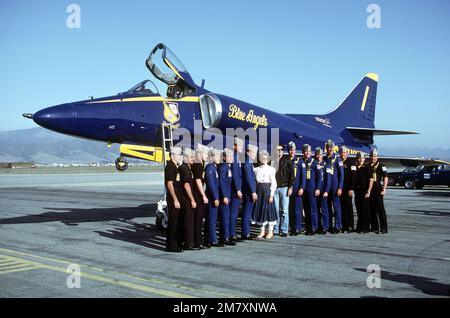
[94,220,168,252]
[404,209,450,217]
[417,191,450,198]
[0,204,157,226]
[354,268,450,297]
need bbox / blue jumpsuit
[230,151,242,238]
[317,159,331,231]
[303,156,322,232]
[205,162,219,244]
[241,156,256,237]
[218,162,233,242]
[289,157,306,232]
[325,153,344,230]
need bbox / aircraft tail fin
[286,73,379,132]
[323,73,379,130]
[285,73,418,145]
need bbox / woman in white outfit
[251,150,278,239]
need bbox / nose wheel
[115,156,129,171]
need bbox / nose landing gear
[115,156,129,171]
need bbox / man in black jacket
[340,146,356,233]
[273,144,294,237]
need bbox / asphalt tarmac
[0,172,449,298]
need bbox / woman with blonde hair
[251,150,278,239]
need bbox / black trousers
[369,186,388,232]
[340,189,355,231]
[181,195,195,248]
[166,195,182,250]
[355,191,370,232]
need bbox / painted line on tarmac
[0,247,236,298]
[0,254,44,275]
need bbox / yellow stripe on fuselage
[360,86,370,111]
[87,96,199,104]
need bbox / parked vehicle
[394,164,450,189]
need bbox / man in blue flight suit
[218,148,236,246]
[302,144,322,235]
[325,140,344,234]
[230,137,244,243]
[204,148,221,248]
[288,142,306,236]
[315,147,331,234]
[241,144,258,240]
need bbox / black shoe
[241,235,254,241]
[290,231,298,236]
[305,231,311,236]
[211,242,219,247]
[281,233,288,237]
[299,229,306,235]
[217,242,225,247]
[204,244,212,249]
[224,240,236,246]
[380,230,388,234]
[166,247,183,253]
[321,230,327,235]
[231,236,243,243]
[311,230,317,236]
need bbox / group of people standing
[164,138,389,253]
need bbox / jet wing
[346,127,418,136]
[344,156,449,169]
[377,156,450,169]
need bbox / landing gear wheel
[115,156,128,171]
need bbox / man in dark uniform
[354,151,371,233]
[289,142,306,236]
[302,144,322,235]
[366,148,389,234]
[178,148,197,250]
[315,147,331,234]
[192,144,209,248]
[241,144,258,240]
[165,147,183,253]
[218,148,236,246]
[325,140,344,234]
[273,144,294,237]
[230,137,244,242]
[205,148,221,247]
[340,146,357,233]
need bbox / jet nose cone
[33,104,76,133]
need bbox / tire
[387,177,396,186]
[404,179,415,189]
[155,214,167,231]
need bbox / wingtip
[365,73,379,82]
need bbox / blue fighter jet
[25,43,420,171]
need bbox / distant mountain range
[0,128,120,164]
[0,127,449,164]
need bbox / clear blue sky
[1,0,449,147]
